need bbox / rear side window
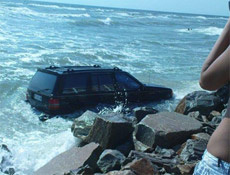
[115,72,141,90]
[91,74,115,92]
[29,71,57,93]
[62,74,89,94]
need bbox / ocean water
[0,0,228,174]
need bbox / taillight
[48,98,60,110]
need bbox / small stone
[97,149,126,173]
[208,111,221,121]
[106,170,136,175]
[201,115,209,123]
[122,158,157,175]
[133,107,158,123]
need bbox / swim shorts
[193,149,230,175]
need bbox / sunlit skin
[199,18,230,163]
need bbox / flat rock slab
[135,112,202,148]
[34,143,102,175]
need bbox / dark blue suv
[27,65,173,114]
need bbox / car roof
[38,65,123,75]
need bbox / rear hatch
[27,70,58,113]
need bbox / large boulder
[34,143,102,175]
[71,110,101,139]
[97,149,126,173]
[175,91,223,116]
[134,112,202,148]
[85,113,134,149]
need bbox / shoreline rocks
[38,85,229,175]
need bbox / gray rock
[208,111,221,121]
[71,110,101,139]
[34,143,102,175]
[175,91,223,116]
[213,84,229,104]
[134,112,202,148]
[179,139,208,163]
[154,147,176,159]
[106,170,136,175]
[97,149,126,173]
[188,111,202,121]
[133,107,158,123]
[191,133,210,142]
[85,113,134,149]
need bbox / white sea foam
[177,27,223,36]
[116,12,130,17]
[53,13,90,18]
[99,17,112,25]
[195,16,207,20]
[194,27,223,36]
[29,3,86,11]
[6,6,90,19]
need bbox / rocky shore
[23,85,230,174]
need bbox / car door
[90,73,116,105]
[61,73,90,110]
[114,72,142,103]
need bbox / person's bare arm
[200,18,230,91]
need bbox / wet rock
[179,139,207,163]
[175,91,223,116]
[106,170,136,175]
[71,110,101,139]
[133,107,158,123]
[85,113,134,149]
[34,143,102,175]
[97,149,126,173]
[134,112,202,148]
[122,158,158,175]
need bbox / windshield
[29,71,57,93]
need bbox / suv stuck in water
[27,65,173,114]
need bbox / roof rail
[46,65,59,69]
[113,67,121,71]
[93,65,101,68]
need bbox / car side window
[91,74,115,92]
[115,72,141,90]
[62,74,89,94]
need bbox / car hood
[144,83,168,89]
